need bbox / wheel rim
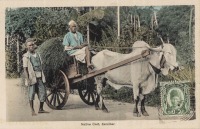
[46,70,69,109]
[78,80,96,105]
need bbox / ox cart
[45,50,150,109]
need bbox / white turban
[68,20,77,26]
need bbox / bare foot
[87,64,95,73]
[32,111,37,116]
[133,112,141,117]
[95,106,100,110]
[87,64,95,70]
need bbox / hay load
[37,37,66,85]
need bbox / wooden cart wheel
[78,79,96,105]
[46,70,70,109]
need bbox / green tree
[157,6,194,65]
[5,7,78,77]
[6,7,78,42]
[35,9,73,43]
[6,7,43,38]
[5,48,18,78]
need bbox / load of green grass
[37,37,67,85]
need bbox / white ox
[91,41,178,117]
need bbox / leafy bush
[35,9,75,43]
[5,49,19,78]
[102,85,133,103]
[102,84,161,106]
[145,87,161,106]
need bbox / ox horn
[167,37,169,43]
[157,34,164,47]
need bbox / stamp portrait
[160,81,191,116]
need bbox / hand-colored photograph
[5,5,195,121]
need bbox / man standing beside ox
[23,38,49,116]
[63,20,94,73]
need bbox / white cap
[68,20,77,26]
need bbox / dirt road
[6,79,159,121]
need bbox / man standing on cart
[63,20,94,73]
[23,38,49,116]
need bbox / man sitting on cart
[63,20,94,73]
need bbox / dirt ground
[6,78,160,121]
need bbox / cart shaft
[71,50,150,84]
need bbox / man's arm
[24,67,30,86]
[63,34,73,51]
[64,44,87,51]
[64,45,73,51]
[23,55,30,86]
[73,43,88,49]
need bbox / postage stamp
[159,81,192,118]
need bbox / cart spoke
[57,81,65,89]
[53,94,56,106]
[47,92,53,97]
[49,93,54,104]
[57,93,61,105]
[57,76,62,85]
[57,77,64,87]
[61,81,65,86]
[50,83,54,87]
[91,93,95,102]
[58,92,64,100]
[57,89,66,93]
[83,91,88,98]
[88,93,91,102]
